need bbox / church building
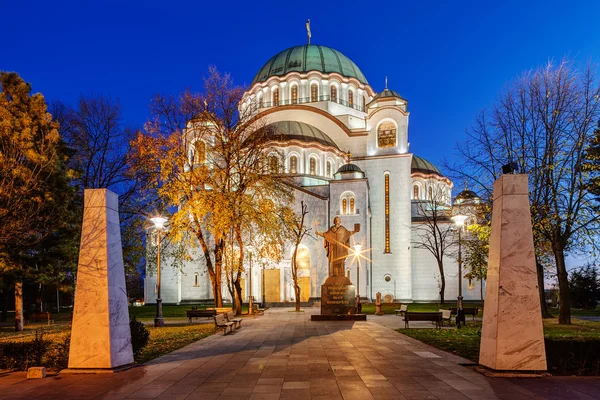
[144,43,483,305]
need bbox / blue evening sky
[2,0,599,178]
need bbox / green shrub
[130,316,150,356]
[545,338,600,375]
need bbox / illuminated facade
[145,44,483,304]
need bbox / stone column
[479,175,546,371]
[66,189,134,371]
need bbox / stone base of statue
[311,276,366,321]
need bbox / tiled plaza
[0,308,599,400]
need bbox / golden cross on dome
[345,151,352,163]
[306,19,311,45]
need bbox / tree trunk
[0,286,7,322]
[295,284,301,312]
[15,281,23,332]
[437,260,445,304]
[233,279,243,315]
[536,260,553,318]
[553,245,571,324]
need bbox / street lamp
[150,216,167,328]
[353,244,362,298]
[247,247,253,315]
[451,214,468,328]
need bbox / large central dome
[252,45,368,85]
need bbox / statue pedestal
[311,276,366,321]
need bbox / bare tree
[287,201,312,312]
[446,59,600,324]
[411,181,455,304]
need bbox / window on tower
[258,95,263,108]
[273,88,279,106]
[194,273,199,287]
[378,122,397,148]
[311,83,318,102]
[348,90,354,107]
[385,173,391,253]
[291,85,298,104]
[340,192,356,215]
[330,85,337,103]
[413,184,419,200]
[326,161,332,177]
[193,140,206,164]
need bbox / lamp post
[451,214,468,328]
[248,247,253,315]
[353,244,362,298]
[150,216,167,327]
[261,257,266,308]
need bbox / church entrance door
[264,269,280,302]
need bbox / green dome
[411,155,443,176]
[252,45,368,85]
[264,121,339,149]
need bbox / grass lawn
[399,317,600,364]
[136,323,215,364]
[1,309,218,371]
[129,304,248,321]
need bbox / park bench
[207,307,233,314]
[253,304,265,315]
[439,309,452,326]
[395,304,408,316]
[226,311,243,329]
[186,309,216,323]
[404,311,443,328]
[449,307,478,321]
[214,313,234,335]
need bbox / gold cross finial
[306,19,311,45]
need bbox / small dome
[370,88,406,103]
[411,155,443,176]
[455,189,480,205]
[336,163,362,173]
[334,163,364,180]
[264,121,338,149]
[252,45,368,85]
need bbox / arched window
[289,155,298,174]
[340,192,356,215]
[258,95,263,108]
[326,161,332,177]
[384,173,391,253]
[291,85,298,104]
[193,140,206,164]
[272,88,279,106]
[330,85,337,103]
[413,184,419,200]
[194,273,199,287]
[428,186,433,201]
[268,155,279,174]
[311,83,318,102]
[378,121,397,148]
[348,91,354,107]
[309,157,316,175]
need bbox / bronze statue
[316,217,360,277]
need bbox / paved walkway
[0,308,599,400]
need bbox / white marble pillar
[479,175,546,371]
[67,189,134,370]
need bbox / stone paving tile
[1,308,599,400]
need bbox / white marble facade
[145,44,484,304]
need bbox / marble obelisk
[66,189,134,371]
[479,175,546,371]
